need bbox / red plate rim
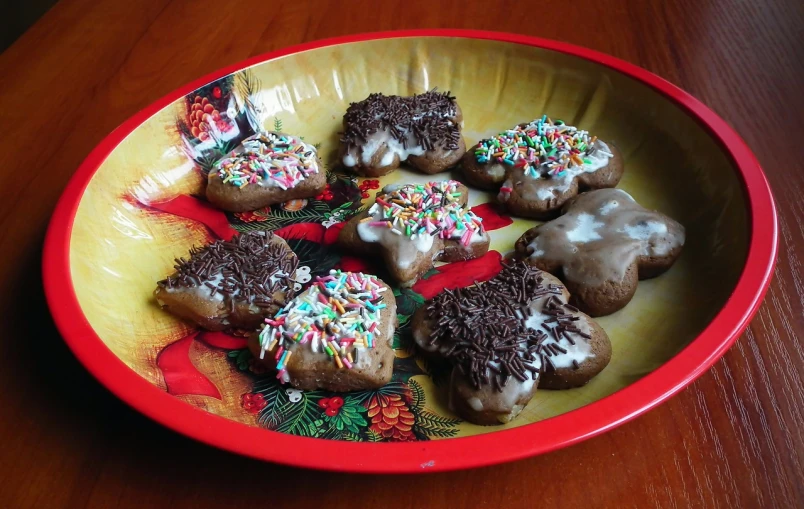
[42,29,778,473]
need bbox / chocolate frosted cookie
[248,270,397,392]
[337,180,490,287]
[155,231,298,331]
[515,188,685,317]
[340,90,465,176]
[207,132,327,212]
[411,262,611,425]
[461,117,624,219]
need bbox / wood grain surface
[1,0,802,507]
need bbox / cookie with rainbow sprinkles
[248,270,398,392]
[339,90,465,177]
[206,132,327,212]
[411,261,611,425]
[460,116,624,219]
[337,180,490,287]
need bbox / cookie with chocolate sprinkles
[340,90,466,177]
[411,261,611,425]
[155,231,299,331]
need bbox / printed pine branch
[415,409,461,428]
[408,379,426,411]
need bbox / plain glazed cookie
[248,270,397,392]
[339,90,465,177]
[411,262,611,425]
[155,231,299,331]
[206,132,327,212]
[515,188,686,317]
[460,117,624,219]
[337,180,490,287]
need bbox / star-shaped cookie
[337,180,490,286]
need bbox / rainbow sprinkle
[474,117,611,179]
[363,180,484,246]
[215,133,319,190]
[258,270,387,376]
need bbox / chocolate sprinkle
[341,89,461,152]
[157,231,298,308]
[425,261,590,391]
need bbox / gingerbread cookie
[155,231,298,331]
[411,262,611,425]
[206,132,327,212]
[340,90,465,177]
[337,180,490,287]
[460,117,624,219]
[515,188,685,317]
[248,270,397,392]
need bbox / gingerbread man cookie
[248,270,397,392]
[411,261,611,425]
[340,90,465,177]
[515,188,685,317]
[337,180,490,287]
[207,132,327,212]
[460,117,624,219]
[155,231,299,331]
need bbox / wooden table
[2,0,802,507]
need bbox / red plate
[43,30,777,473]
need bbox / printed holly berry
[318,396,345,417]
[242,393,267,414]
[212,86,222,99]
[366,394,416,441]
[315,184,334,201]
[358,179,380,191]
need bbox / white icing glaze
[354,346,372,369]
[358,218,435,269]
[467,397,484,412]
[488,166,505,179]
[524,305,594,369]
[164,271,226,302]
[343,129,426,168]
[622,221,668,240]
[599,199,619,215]
[565,213,604,243]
